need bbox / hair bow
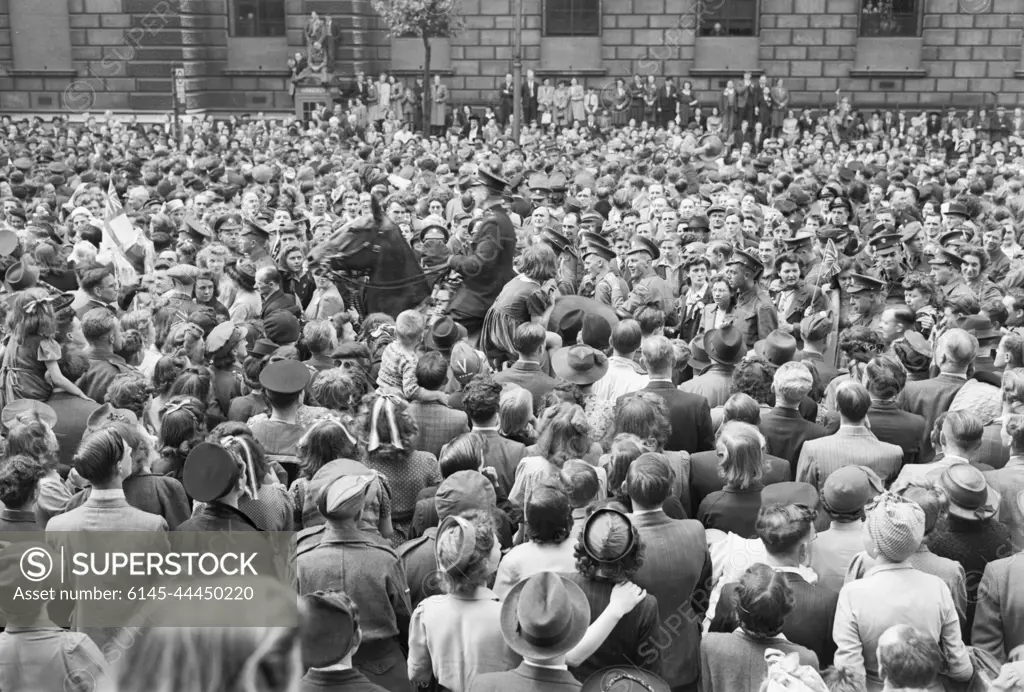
[367,395,404,452]
[220,436,260,500]
[23,297,53,315]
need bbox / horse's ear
[370,194,384,223]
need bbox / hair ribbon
[367,394,404,452]
[23,297,53,315]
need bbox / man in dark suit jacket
[760,362,828,476]
[627,456,711,691]
[460,376,526,498]
[521,69,539,125]
[257,266,302,319]
[900,329,976,462]
[710,503,838,667]
[972,503,1024,661]
[630,336,714,454]
[854,356,927,466]
[656,77,679,129]
[493,323,557,414]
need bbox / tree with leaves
[372,0,465,134]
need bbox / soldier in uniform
[447,168,518,336]
[538,227,578,296]
[618,235,676,325]
[845,273,886,332]
[868,233,909,305]
[725,248,778,348]
[900,222,927,273]
[239,217,276,271]
[929,248,976,303]
[176,442,261,532]
[214,212,244,257]
[295,458,413,692]
[580,241,627,309]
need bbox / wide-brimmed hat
[424,316,467,351]
[582,668,670,692]
[4,258,38,291]
[474,167,509,192]
[688,334,711,372]
[551,345,609,385]
[1,399,58,429]
[938,465,1000,521]
[703,325,745,365]
[500,571,590,659]
[754,330,800,366]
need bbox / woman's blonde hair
[499,387,533,437]
[716,421,766,490]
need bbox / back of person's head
[937,328,978,372]
[635,306,666,336]
[718,395,761,428]
[499,387,533,437]
[415,351,448,391]
[611,320,643,356]
[81,307,118,344]
[560,459,601,510]
[772,361,813,406]
[625,452,675,508]
[303,320,337,356]
[864,354,907,400]
[609,391,670,451]
[604,433,651,491]
[461,375,502,424]
[876,625,943,691]
[513,322,546,356]
[641,335,675,375]
[716,421,765,490]
[0,454,47,508]
[58,345,90,383]
[836,380,872,422]
[525,484,573,544]
[893,478,949,535]
[1004,413,1024,452]
[735,563,794,638]
[6,414,58,467]
[395,309,425,343]
[438,432,484,477]
[942,410,983,454]
[73,428,127,485]
[755,503,817,557]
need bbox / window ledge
[848,68,927,78]
[223,69,291,77]
[688,68,764,76]
[388,69,455,77]
[534,68,607,76]
[9,69,77,77]
[1015,69,1024,78]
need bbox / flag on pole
[816,239,840,285]
[100,180,140,285]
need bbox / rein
[322,259,448,291]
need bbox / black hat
[726,248,764,275]
[579,231,610,249]
[846,273,886,294]
[687,214,710,230]
[419,223,449,244]
[247,338,279,359]
[540,228,576,257]
[625,235,660,261]
[869,234,903,252]
[582,243,616,263]
[241,217,271,240]
[929,248,965,268]
[183,442,241,503]
[473,168,508,192]
[946,201,969,218]
[424,315,467,351]
[938,228,972,247]
[780,232,814,249]
[259,359,312,394]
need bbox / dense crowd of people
[0,95,1022,692]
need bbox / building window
[544,0,601,37]
[859,0,920,36]
[231,0,286,37]
[699,0,758,36]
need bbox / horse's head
[307,195,394,273]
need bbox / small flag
[105,179,123,218]
[818,239,840,283]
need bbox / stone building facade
[0,0,1020,116]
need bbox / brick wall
[432,0,1024,110]
[0,0,1018,114]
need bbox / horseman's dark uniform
[447,197,517,335]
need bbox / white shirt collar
[524,661,568,671]
[90,488,126,500]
